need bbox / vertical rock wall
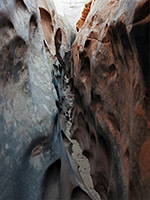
[72,0,150,199]
[0,0,93,199]
[0,0,149,200]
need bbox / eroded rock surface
[0,0,149,199]
[76,0,96,32]
[76,0,93,31]
[72,0,150,199]
[0,0,94,200]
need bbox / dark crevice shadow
[42,159,61,200]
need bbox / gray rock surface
[0,1,57,199]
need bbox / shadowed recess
[42,160,61,200]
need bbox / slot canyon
[0,0,149,200]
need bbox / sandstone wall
[0,0,93,199]
[72,0,150,199]
[0,0,149,199]
[76,0,96,31]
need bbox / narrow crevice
[52,42,101,199]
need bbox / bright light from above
[53,0,90,27]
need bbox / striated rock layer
[72,0,150,199]
[76,0,96,31]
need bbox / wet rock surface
[72,0,150,199]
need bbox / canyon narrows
[0,0,149,200]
